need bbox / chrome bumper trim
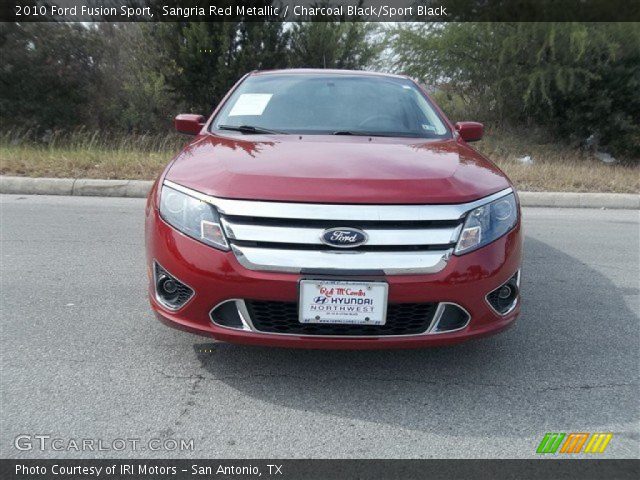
[231,244,451,275]
[209,299,254,331]
[427,302,472,334]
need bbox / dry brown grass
[493,158,638,193]
[476,129,639,193]
[1,129,638,193]
[0,130,185,180]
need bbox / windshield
[212,73,451,139]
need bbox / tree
[149,6,290,114]
[0,17,383,136]
[0,23,100,132]
[289,10,381,69]
[110,23,178,133]
[389,22,640,159]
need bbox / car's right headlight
[455,192,518,255]
[159,185,229,251]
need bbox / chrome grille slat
[231,245,451,275]
[222,218,461,246]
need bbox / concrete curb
[1,176,638,209]
[518,191,639,209]
[0,176,153,198]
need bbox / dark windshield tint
[212,73,451,139]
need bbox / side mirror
[455,122,484,142]
[174,114,206,135]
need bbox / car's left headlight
[159,185,229,251]
[455,192,518,255]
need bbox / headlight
[455,193,518,255]
[159,185,229,251]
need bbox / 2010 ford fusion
[145,69,522,349]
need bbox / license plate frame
[298,279,388,325]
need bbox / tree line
[0,21,637,159]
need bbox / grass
[0,129,184,180]
[476,128,639,194]
[0,129,638,193]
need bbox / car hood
[164,134,511,204]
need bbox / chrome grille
[223,214,459,274]
[163,180,513,275]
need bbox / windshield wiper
[334,130,431,138]
[332,130,398,137]
[218,124,286,135]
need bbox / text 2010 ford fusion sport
[145,69,523,349]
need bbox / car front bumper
[145,198,523,350]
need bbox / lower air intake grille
[245,300,437,336]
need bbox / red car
[145,69,522,349]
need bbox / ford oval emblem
[320,227,368,248]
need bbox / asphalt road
[1,194,638,459]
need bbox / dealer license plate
[299,280,388,325]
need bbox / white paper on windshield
[228,93,273,116]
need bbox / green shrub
[390,23,640,161]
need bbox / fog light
[498,285,513,299]
[154,262,194,310]
[486,271,520,315]
[157,275,179,301]
[160,278,177,294]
